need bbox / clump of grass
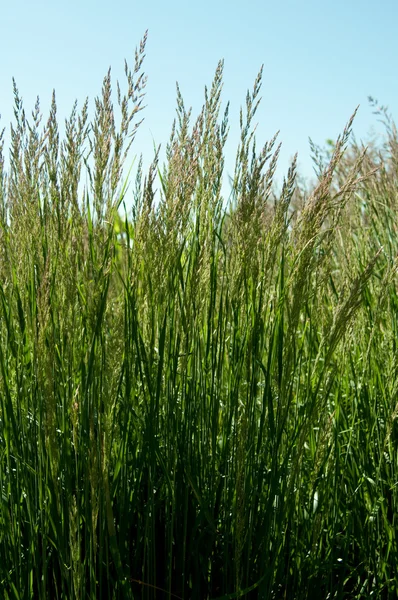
[0,33,398,599]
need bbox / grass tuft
[0,34,398,599]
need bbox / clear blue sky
[1,0,397,197]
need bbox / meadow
[0,34,397,598]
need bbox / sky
[1,0,397,201]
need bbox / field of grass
[0,34,398,599]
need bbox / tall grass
[0,34,397,599]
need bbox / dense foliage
[1,33,397,598]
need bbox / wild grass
[0,33,398,599]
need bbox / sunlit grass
[0,33,397,599]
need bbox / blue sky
[1,0,397,198]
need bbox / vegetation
[0,32,397,598]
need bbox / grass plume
[0,34,397,599]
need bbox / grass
[0,33,398,598]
